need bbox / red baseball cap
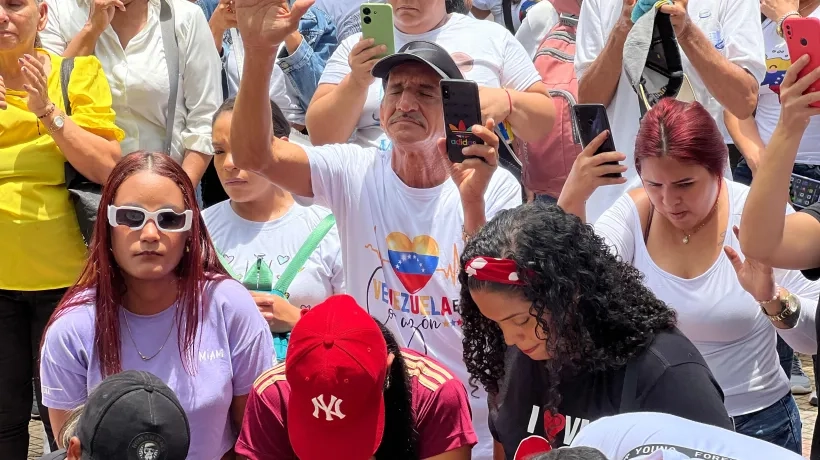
[286,295,389,460]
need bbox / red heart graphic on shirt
[544,411,566,440]
[513,435,552,460]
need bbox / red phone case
[784,16,820,108]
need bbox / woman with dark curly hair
[459,202,732,458]
[559,98,819,454]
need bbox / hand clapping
[232,0,315,53]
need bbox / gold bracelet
[776,11,801,37]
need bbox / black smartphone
[441,78,484,163]
[573,103,622,178]
[790,173,820,209]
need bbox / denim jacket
[195,0,337,111]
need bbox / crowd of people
[3,0,820,458]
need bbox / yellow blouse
[0,50,125,291]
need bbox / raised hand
[760,0,799,22]
[778,54,820,132]
[210,0,238,35]
[659,0,692,37]
[348,38,385,89]
[438,118,500,205]
[559,130,627,205]
[20,54,53,117]
[233,0,314,53]
[86,0,125,34]
[0,75,6,110]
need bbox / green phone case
[360,3,395,58]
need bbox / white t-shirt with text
[203,201,344,309]
[756,14,820,165]
[299,143,522,459]
[594,181,818,416]
[570,412,804,460]
[574,0,766,222]
[318,13,542,147]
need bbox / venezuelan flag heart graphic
[386,232,440,294]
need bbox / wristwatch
[759,287,800,322]
[47,113,67,134]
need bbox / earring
[185,242,190,253]
[384,373,391,390]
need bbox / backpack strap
[502,0,516,33]
[271,214,337,298]
[59,57,75,116]
[159,0,179,155]
[216,249,242,280]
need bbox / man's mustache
[389,111,426,126]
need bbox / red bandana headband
[465,257,532,285]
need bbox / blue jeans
[732,393,802,454]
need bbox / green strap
[217,249,242,280]
[272,214,336,296]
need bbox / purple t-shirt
[40,279,274,459]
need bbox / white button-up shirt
[41,0,222,163]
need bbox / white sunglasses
[107,205,193,232]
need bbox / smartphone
[361,3,395,58]
[784,16,820,108]
[441,79,484,163]
[790,173,820,209]
[573,103,621,178]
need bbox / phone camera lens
[802,38,809,46]
[363,16,372,24]
[443,88,449,99]
[363,7,371,15]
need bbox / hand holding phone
[784,16,820,108]
[573,103,622,178]
[360,3,395,58]
[441,79,485,163]
[560,130,628,208]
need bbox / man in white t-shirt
[305,0,554,148]
[230,3,523,458]
[566,412,804,460]
[574,0,765,222]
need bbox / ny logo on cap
[312,394,345,421]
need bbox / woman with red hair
[558,97,818,453]
[38,152,274,459]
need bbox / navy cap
[372,40,463,80]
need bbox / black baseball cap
[41,370,190,460]
[372,40,463,80]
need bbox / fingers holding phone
[444,119,500,205]
[352,3,395,88]
[561,130,628,204]
[348,38,385,88]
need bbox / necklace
[682,193,720,244]
[122,307,176,361]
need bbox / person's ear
[281,136,290,142]
[67,437,82,460]
[386,352,395,369]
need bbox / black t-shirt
[489,328,733,460]
[797,203,820,460]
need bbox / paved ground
[24,355,820,459]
